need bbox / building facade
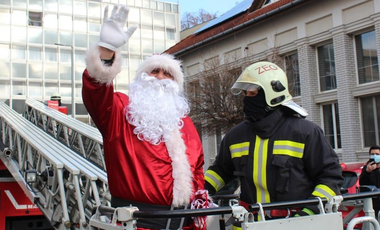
[0,0,180,122]
[167,0,380,168]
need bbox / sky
[164,0,244,19]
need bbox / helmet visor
[231,82,261,95]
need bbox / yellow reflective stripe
[302,207,315,215]
[273,140,305,158]
[230,142,250,159]
[232,226,241,230]
[253,136,270,204]
[312,184,336,201]
[205,170,225,192]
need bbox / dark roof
[166,0,310,56]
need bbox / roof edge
[171,0,308,57]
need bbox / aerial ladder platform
[1,100,380,230]
[23,98,106,171]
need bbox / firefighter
[82,5,208,230]
[205,61,344,223]
[50,93,62,106]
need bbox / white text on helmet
[255,64,278,75]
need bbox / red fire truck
[0,160,53,230]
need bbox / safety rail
[0,102,110,230]
[89,193,380,230]
[23,98,106,171]
[90,194,379,230]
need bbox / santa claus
[82,4,206,230]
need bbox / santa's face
[148,68,174,80]
[126,71,189,145]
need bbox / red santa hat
[136,53,184,90]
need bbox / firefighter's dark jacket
[205,107,343,205]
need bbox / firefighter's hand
[98,4,138,51]
[294,206,320,217]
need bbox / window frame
[316,42,337,92]
[320,102,341,150]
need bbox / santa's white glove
[98,4,138,51]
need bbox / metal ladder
[23,98,106,171]
[0,102,110,230]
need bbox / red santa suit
[82,46,205,229]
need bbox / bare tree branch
[181,9,218,30]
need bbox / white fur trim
[136,53,184,91]
[165,128,193,207]
[85,45,122,85]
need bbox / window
[141,10,152,25]
[186,80,200,112]
[224,48,241,63]
[166,28,175,40]
[141,25,153,39]
[44,0,57,11]
[75,34,87,48]
[361,95,380,147]
[150,1,157,10]
[29,47,42,60]
[12,81,26,95]
[141,39,152,53]
[165,3,172,12]
[0,44,10,59]
[29,27,42,43]
[317,43,336,91]
[12,63,26,79]
[29,0,42,11]
[285,53,300,97]
[154,27,165,40]
[154,40,165,53]
[28,11,42,27]
[29,63,42,79]
[322,103,341,149]
[356,30,379,84]
[154,12,164,25]
[204,56,219,70]
[12,10,27,26]
[45,48,57,62]
[0,80,10,97]
[45,63,58,80]
[74,1,86,16]
[165,14,176,27]
[0,8,10,24]
[60,15,72,31]
[88,2,101,18]
[60,65,71,80]
[44,14,57,29]
[12,45,26,60]
[29,82,42,96]
[44,30,57,45]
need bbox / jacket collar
[247,108,286,139]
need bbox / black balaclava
[243,88,275,121]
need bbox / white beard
[126,73,190,145]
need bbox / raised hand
[98,4,138,51]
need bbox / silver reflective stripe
[230,142,250,158]
[205,171,223,191]
[313,186,334,200]
[273,145,303,153]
